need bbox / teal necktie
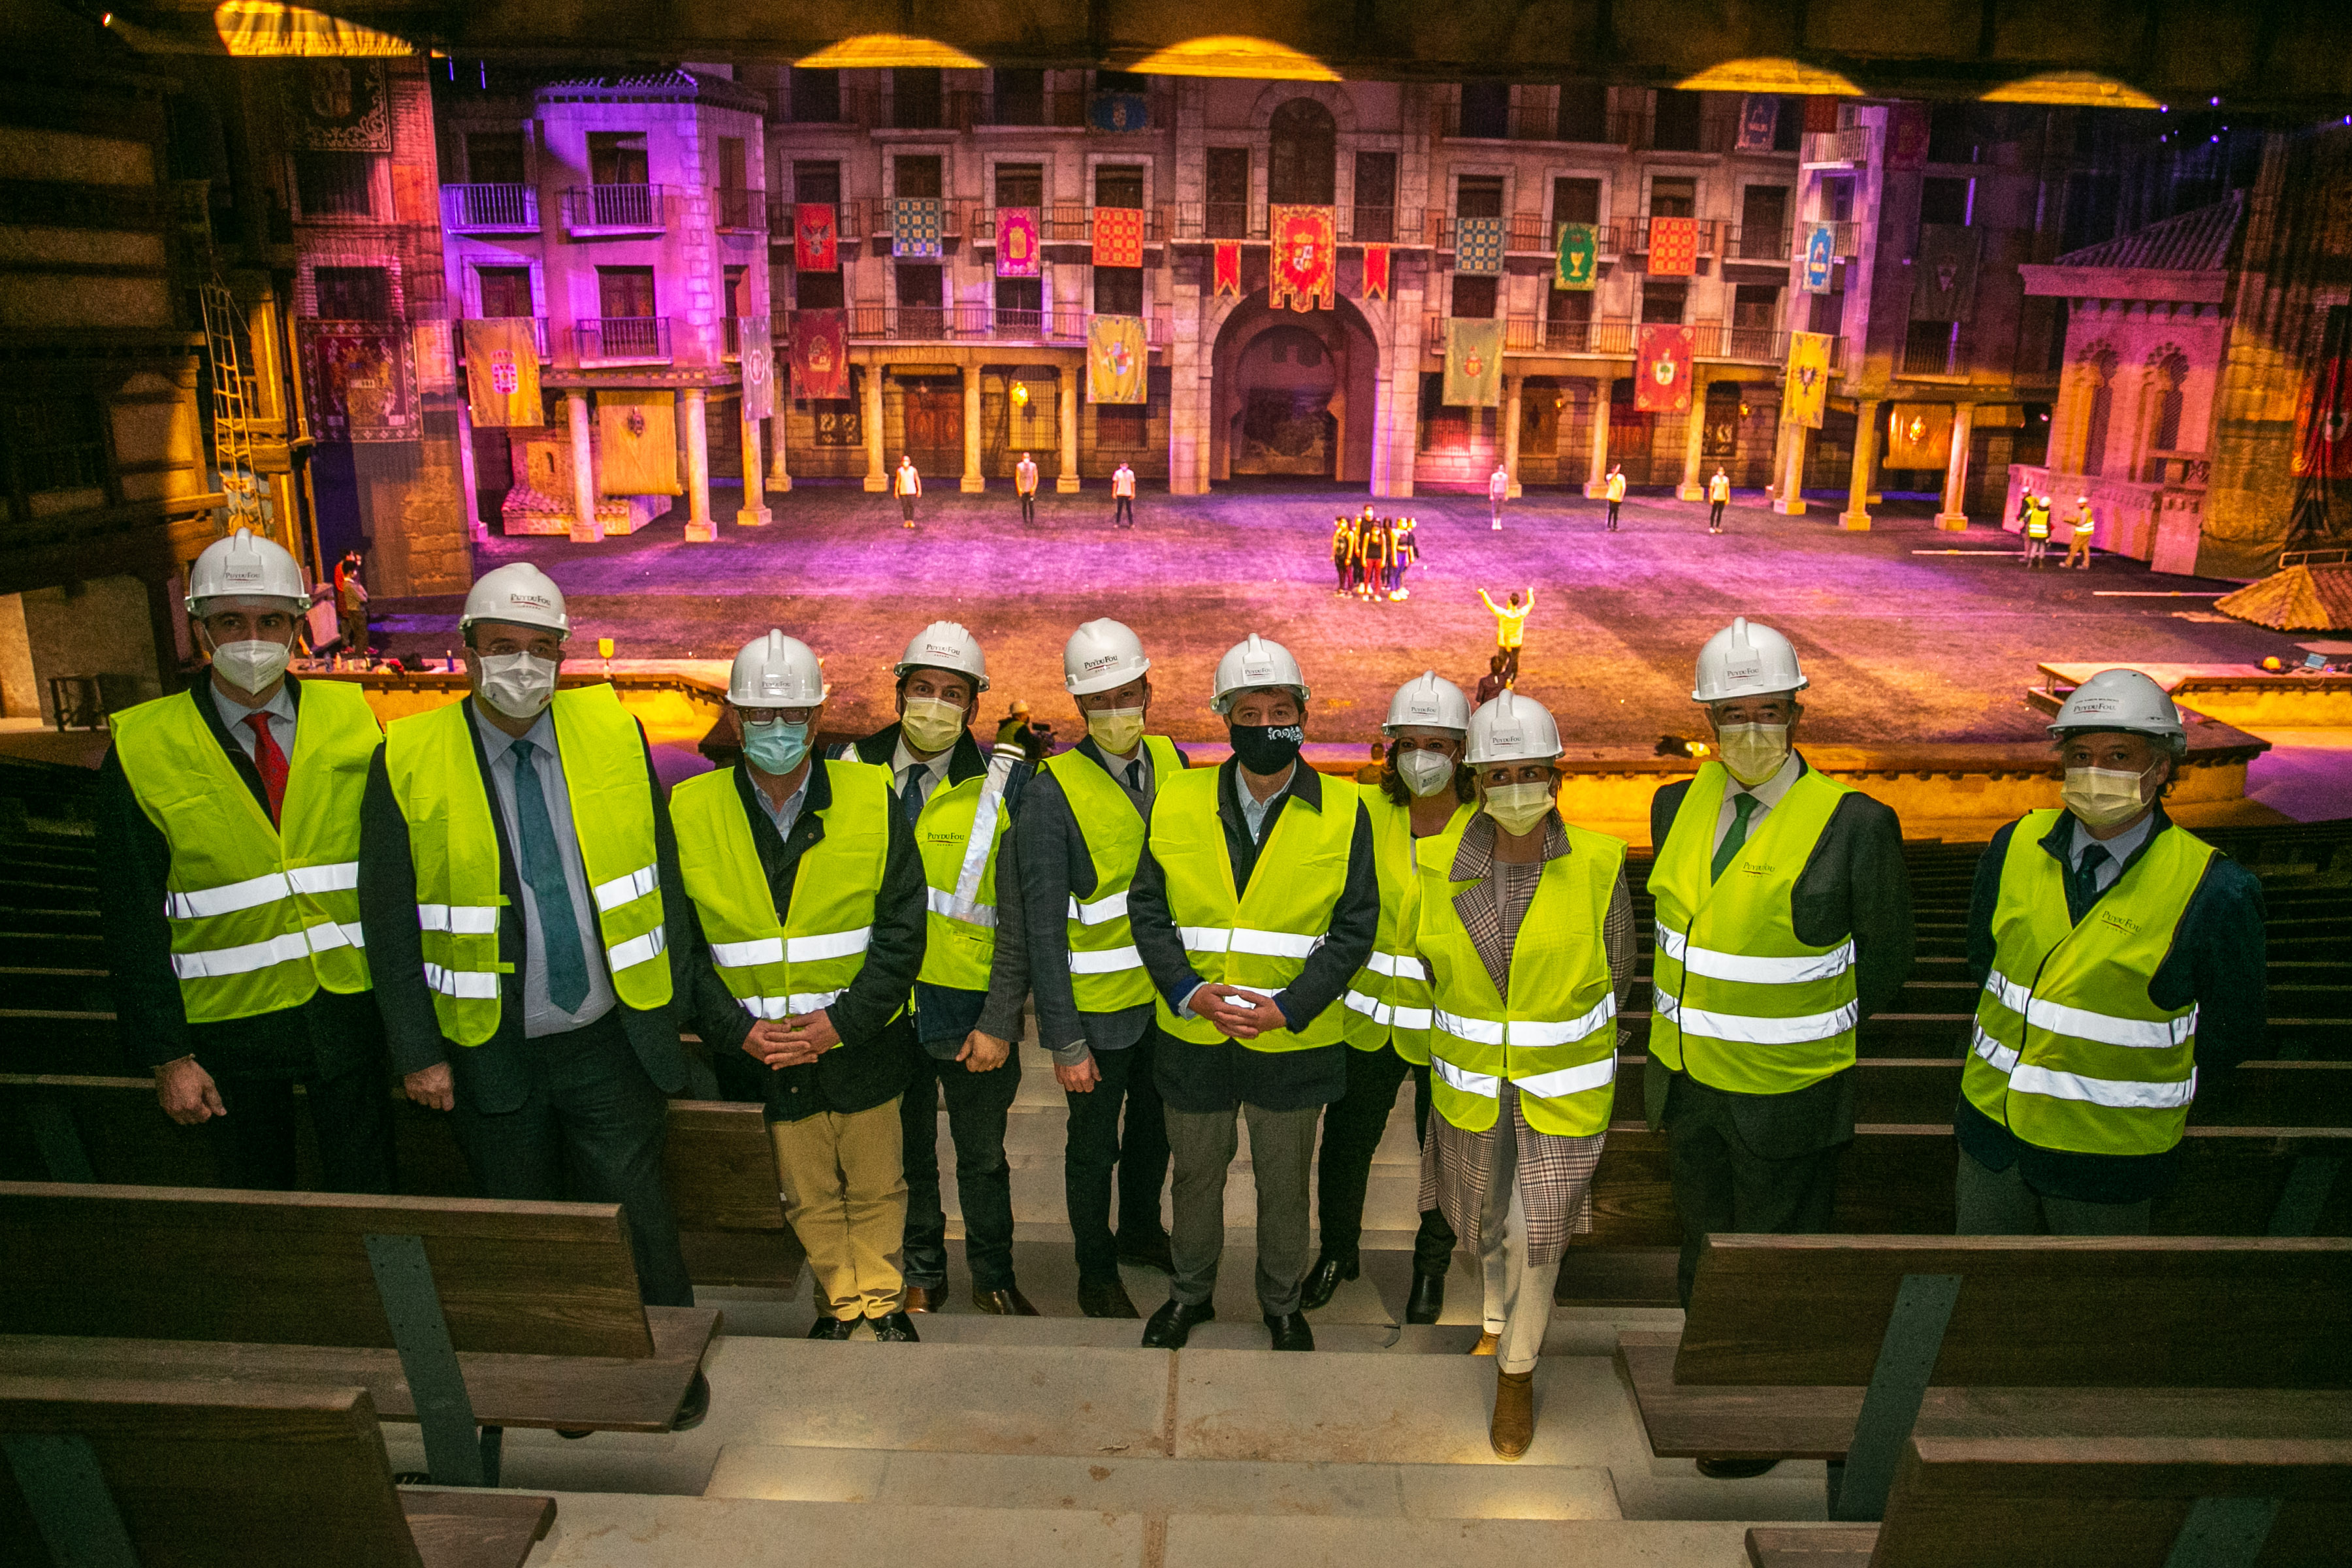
[512,739,590,1012]
[1711,793,1759,883]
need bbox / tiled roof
[536,69,767,113]
[2055,191,2242,273]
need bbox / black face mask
[1229,722,1304,775]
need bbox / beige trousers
[768,1096,909,1320]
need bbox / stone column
[683,387,715,543]
[861,365,887,492]
[1500,374,1524,499]
[1936,402,1976,530]
[1056,372,1081,492]
[959,361,985,492]
[766,411,792,493]
[565,390,602,545]
[1773,421,1810,516]
[1677,372,1708,500]
[454,404,487,545]
[1583,377,1612,497]
[1841,398,1880,532]
[737,394,771,526]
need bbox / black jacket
[357,698,699,1114]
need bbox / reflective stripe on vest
[1044,736,1180,1010]
[1149,765,1355,1052]
[1415,821,1625,1136]
[383,687,672,1046]
[113,679,381,1021]
[672,758,890,1025]
[1647,762,1860,1095]
[1962,809,2210,1154]
[1344,788,1474,1063]
[914,749,1018,989]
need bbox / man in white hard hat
[1300,673,1474,1323]
[358,562,708,1424]
[1646,618,1915,1477]
[1012,618,1184,1318]
[1419,690,1636,1460]
[673,632,929,1341]
[95,527,395,1194]
[1126,634,1378,1352]
[1955,668,2266,1236]
[840,620,1038,1315]
[2063,494,2096,570]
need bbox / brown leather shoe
[903,1284,943,1313]
[1469,1330,1500,1356]
[1490,1368,1534,1460]
[974,1286,1040,1317]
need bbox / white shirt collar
[2069,810,2155,869]
[212,678,295,727]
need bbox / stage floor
[375,481,2314,749]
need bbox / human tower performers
[1956,669,2266,1234]
[671,632,927,1341]
[1302,673,1473,1321]
[1129,635,1378,1352]
[1417,691,1635,1460]
[98,528,395,1194]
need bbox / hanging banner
[461,317,543,429]
[1912,224,1980,321]
[1804,96,1842,135]
[1647,216,1699,277]
[741,345,776,422]
[1453,215,1506,276]
[1214,240,1242,297]
[1087,315,1147,404]
[1443,318,1502,408]
[1555,223,1598,291]
[1089,93,1150,133]
[1735,95,1779,152]
[282,61,390,151]
[891,197,942,257]
[1268,205,1336,312]
[2292,305,2352,479]
[789,308,849,401]
[995,207,1040,278]
[596,391,680,496]
[302,320,416,443]
[1781,332,1833,430]
[1801,223,1837,293]
[1888,103,1930,170]
[1362,244,1390,300]
[794,202,838,272]
[1093,206,1145,268]
[1635,323,1695,414]
[1886,402,1955,470]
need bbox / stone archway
[1208,291,1381,485]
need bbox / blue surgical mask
[742,718,811,776]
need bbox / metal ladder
[198,281,270,536]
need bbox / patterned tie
[1711,793,1759,883]
[898,763,925,829]
[511,740,590,1013]
[244,714,288,825]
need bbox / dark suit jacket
[357,698,700,1114]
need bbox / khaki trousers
[768,1097,909,1320]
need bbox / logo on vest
[2098,910,2142,936]
[1738,859,1773,876]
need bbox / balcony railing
[562,184,668,233]
[714,187,765,232]
[968,205,1169,246]
[1434,215,1622,255]
[1728,224,1792,261]
[862,198,966,242]
[1424,315,1845,368]
[1801,128,1873,168]
[454,315,550,359]
[767,197,868,245]
[720,315,769,360]
[442,183,538,232]
[813,306,1167,346]
[574,316,672,364]
[1165,203,1435,246]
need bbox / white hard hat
[1065,617,1151,696]
[1383,671,1471,735]
[2048,669,2187,754]
[893,619,989,692]
[185,527,306,614]
[1210,633,1309,715]
[460,562,570,637]
[1466,690,1564,764]
[728,630,826,707]
[1691,617,1808,704]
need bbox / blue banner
[1802,223,1837,293]
[1089,93,1150,133]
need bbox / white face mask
[2062,761,2162,829]
[1396,748,1456,798]
[476,650,560,719]
[1715,722,1791,787]
[1483,780,1555,836]
[900,696,966,755]
[210,638,291,696]
[1086,706,1146,757]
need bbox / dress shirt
[2066,811,2154,893]
[750,769,810,840]
[468,702,616,1036]
[1237,763,1291,844]
[1711,747,1801,851]
[210,679,297,764]
[890,735,954,810]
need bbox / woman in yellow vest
[2021,491,2053,568]
[1301,673,1475,1323]
[1417,690,1634,1461]
[672,632,931,1341]
[1957,669,2267,1237]
[96,527,393,1194]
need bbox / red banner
[1888,103,1929,170]
[1635,324,1695,414]
[1803,95,1841,135]
[1214,240,1241,298]
[1093,207,1144,268]
[1270,205,1335,313]
[789,309,848,402]
[1647,216,1698,278]
[794,203,837,272]
[2293,346,2352,479]
[1362,244,1389,300]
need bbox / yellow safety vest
[1417,821,1624,1136]
[1149,766,1355,1052]
[383,688,671,1046]
[1043,737,1182,1012]
[112,679,379,1021]
[1963,809,2210,1157]
[1343,787,1474,1064]
[673,760,892,1021]
[914,755,1016,991]
[1649,763,1861,1095]
[2025,502,2051,539]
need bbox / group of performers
[1329,504,1421,602]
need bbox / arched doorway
[1208,293,1381,483]
[1268,99,1336,206]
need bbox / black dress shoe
[1406,1270,1447,1325]
[671,1371,711,1431]
[1116,1230,1176,1273]
[1140,1298,1216,1349]
[1298,1253,1360,1312]
[807,1315,856,1341]
[1695,1456,1780,1479]
[869,1311,922,1343]
[1263,1311,1315,1352]
[974,1286,1040,1317]
[1078,1276,1140,1319]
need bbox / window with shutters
[995,163,1043,208]
[1353,152,1397,242]
[1457,82,1509,140]
[1456,176,1504,219]
[315,266,393,321]
[1207,148,1251,237]
[1557,82,1608,144]
[1094,266,1144,315]
[1553,178,1601,227]
[1268,100,1336,205]
[293,152,376,219]
[794,160,842,206]
[587,134,648,186]
[1095,165,1144,209]
[1451,275,1497,319]
[894,155,943,200]
[477,266,532,319]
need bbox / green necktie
[1711,793,1759,883]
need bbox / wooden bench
[1745,1388,2352,1567]
[1618,1234,2352,1521]
[0,1181,723,1488]
[0,1375,555,1568]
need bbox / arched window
[1268,99,1336,206]
[2152,350,2188,451]
[2080,349,2118,477]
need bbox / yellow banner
[1088,315,1147,405]
[462,318,543,428]
[1781,331,1832,430]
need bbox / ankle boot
[1490,1367,1534,1460]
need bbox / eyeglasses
[741,707,815,726]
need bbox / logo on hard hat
[1724,656,1761,680]
[760,673,790,694]
[225,559,262,583]
[1242,662,1275,681]
[2072,697,2119,716]
[1084,654,1120,674]
[1492,729,1522,747]
[510,590,553,611]
[924,641,959,660]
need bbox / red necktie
[246,713,288,825]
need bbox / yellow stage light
[794,34,986,70]
[1675,59,1861,95]
[1128,37,1339,82]
[1011,381,1031,408]
[214,1,414,56]
[1982,72,2161,109]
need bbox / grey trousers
[1954,1149,2153,1236]
[1165,1102,1319,1315]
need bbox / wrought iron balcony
[714,187,766,233]
[562,184,669,234]
[574,316,672,364]
[442,183,538,232]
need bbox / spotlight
[2210,96,2220,106]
